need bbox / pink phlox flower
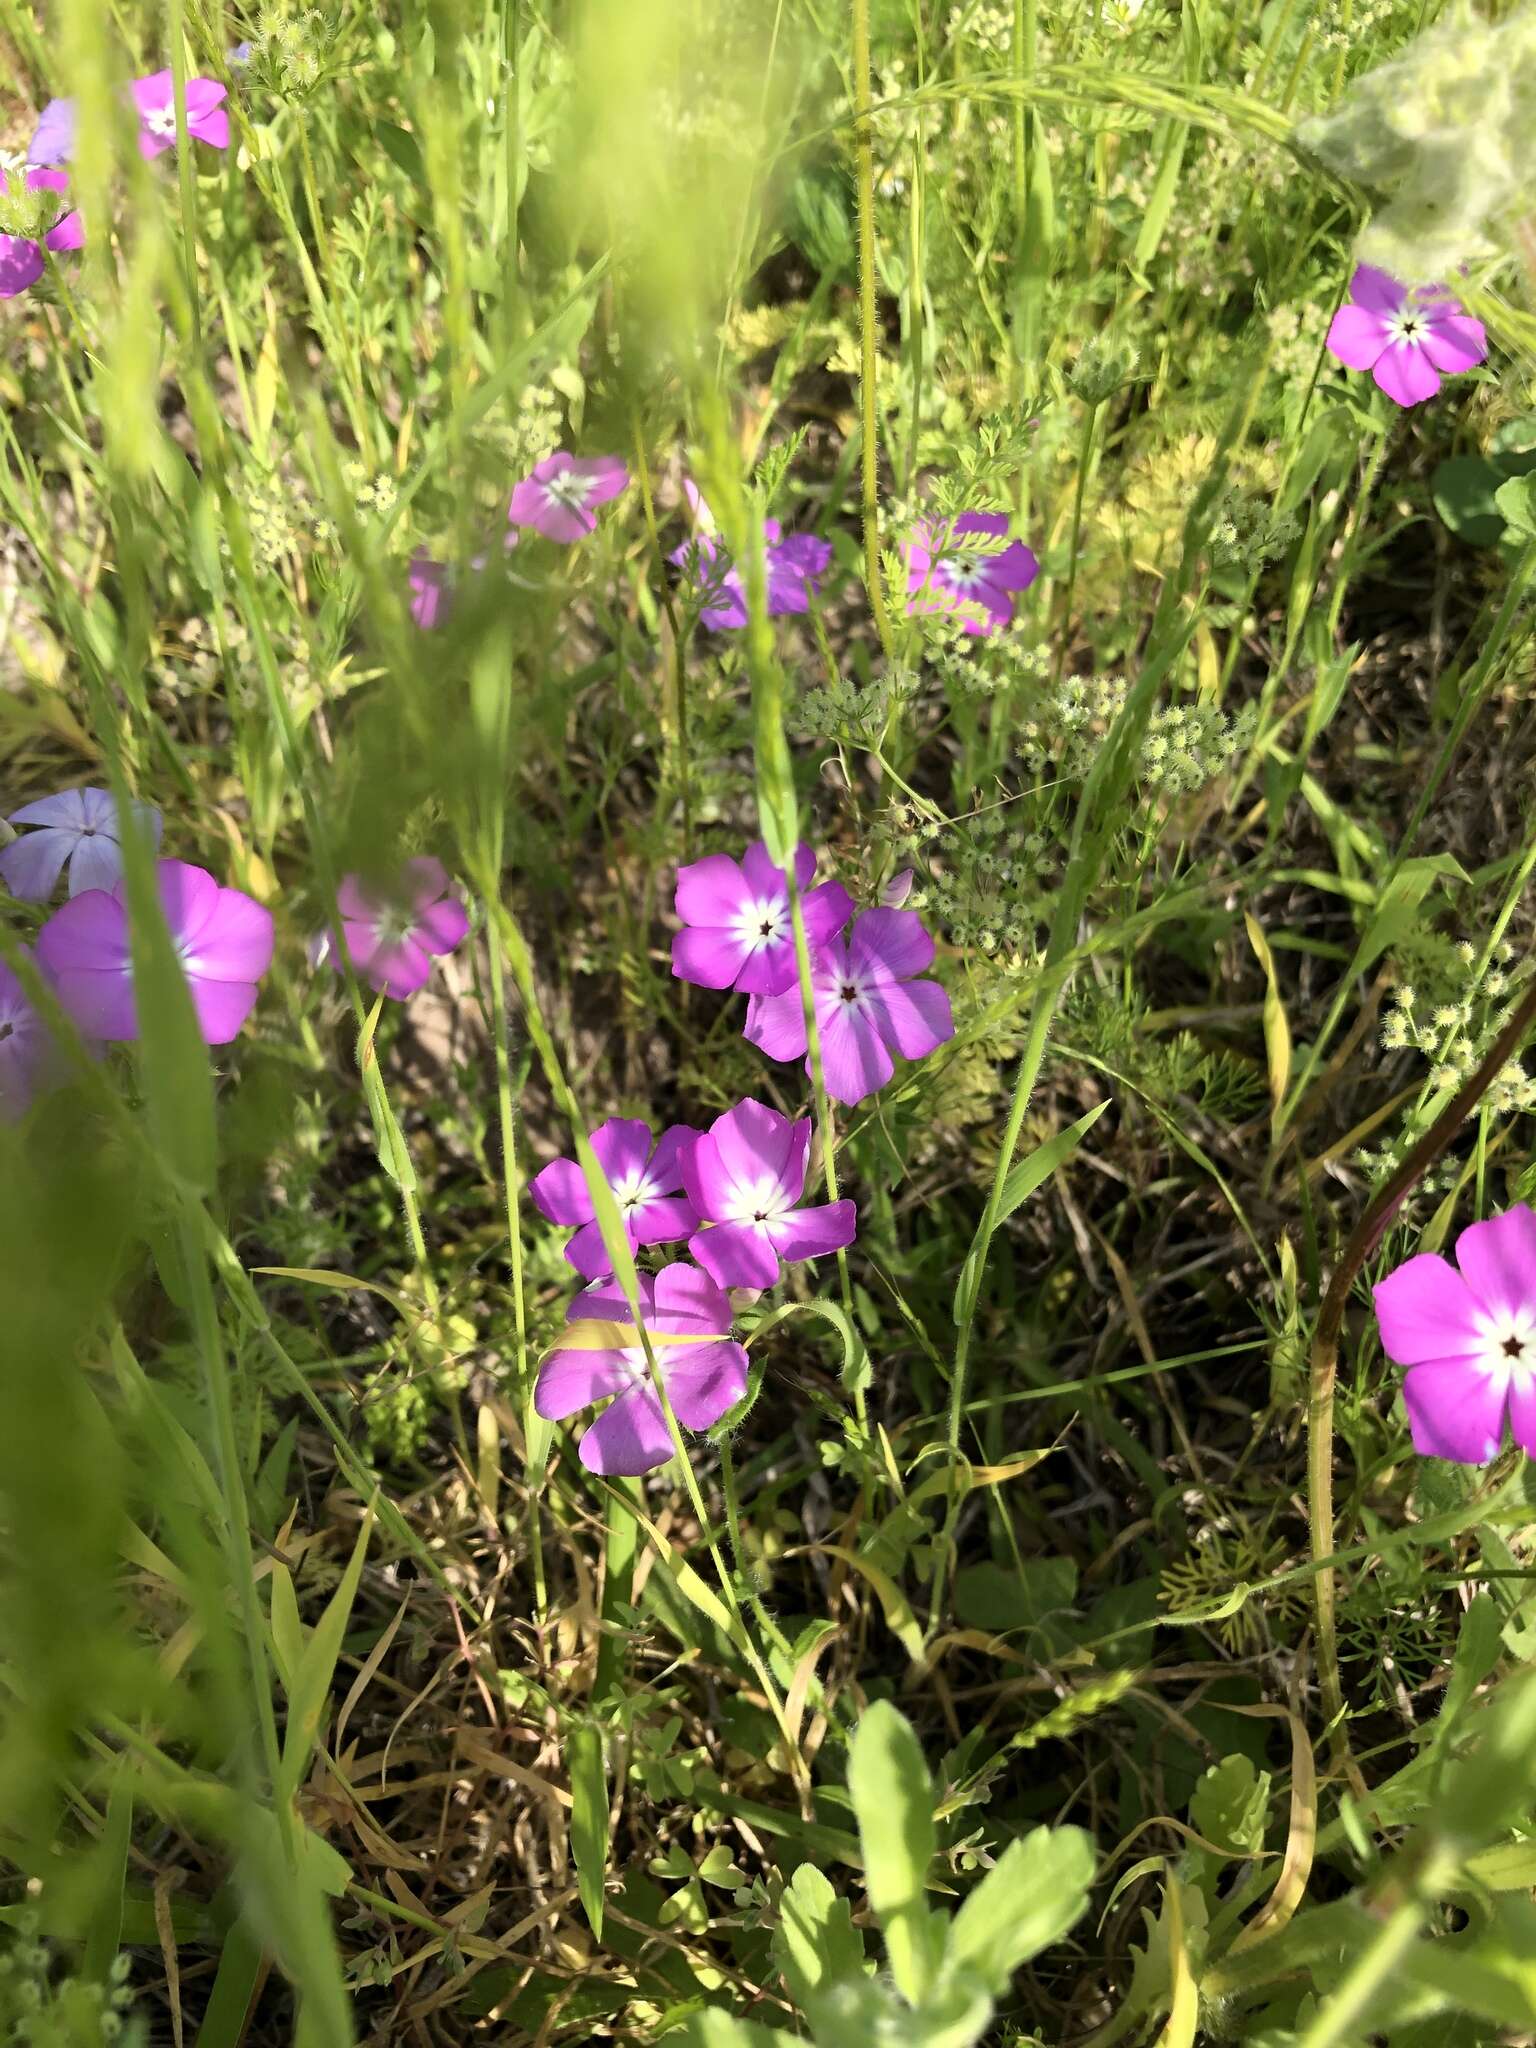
[0,170,84,299]
[745,905,954,1106]
[325,858,469,998]
[672,840,853,997]
[1373,1204,1536,1464]
[670,479,832,630]
[903,511,1039,637]
[0,785,162,901]
[36,857,273,1046]
[131,71,230,158]
[530,1117,699,1280]
[683,1097,857,1289]
[536,1262,748,1475]
[508,452,629,542]
[1326,265,1487,408]
[0,951,63,1120]
[407,551,453,630]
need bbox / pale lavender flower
[0,953,59,1119]
[0,786,161,901]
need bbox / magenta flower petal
[820,1004,894,1104]
[1373,340,1441,407]
[186,973,262,1042]
[0,238,46,298]
[743,988,808,1062]
[849,906,934,983]
[580,1385,676,1475]
[1419,313,1488,375]
[1402,1361,1509,1464]
[953,511,1010,542]
[535,1346,632,1419]
[744,840,815,898]
[865,977,954,1061]
[672,927,749,989]
[665,1341,748,1431]
[1453,1210,1536,1319]
[590,1117,654,1187]
[652,1260,733,1328]
[1510,1378,1536,1458]
[529,1157,593,1226]
[565,1219,615,1279]
[1372,1253,1485,1364]
[408,552,452,629]
[690,1219,783,1288]
[676,853,752,927]
[414,895,470,955]
[361,935,434,997]
[1349,264,1406,314]
[327,861,468,997]
[1326,304,1389,372]
[630,1194,699,1247]
[181,889,273,984]
[768,1199,858,1263]
[130,69,176,113]
[0,955,62,1119]
[36,888,133,975]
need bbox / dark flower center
[0,1022,12,1043]
[1503,1334,1524,1359]
[758,919,775,938]
[839,983,858,1003]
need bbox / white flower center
[612,1170,657,1216]
[941,555,987,589]
[1472,1304,1536,1386]
[1387,307,1428,346]
[543,470,597,513]
[732,896,789,954]
[726,1174,793,1227]
[372,905,418,950]
[144,103,179,140]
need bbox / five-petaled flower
[670,481,833,630]
[1326,265,1487,408]
[508,453,629,542]
[320,858,470,999]
[0,170,83,300]
[37,858,273,1046]
[1373,1205,1536,1464]
[131,71,231,158]
[0,785,162,902]
[684,1097,857,1289]
[536,1262,748,1475]
[530,1118,699,1280]
[903,511,1039,637]
[745,906,954,1106]
[673,841,852,998]
[0,954,61,1120]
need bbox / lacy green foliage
[1301,4,1536,280]
[0,1928,140,2047]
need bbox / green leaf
[1433,455,1511,547]
[193,1910,266,2048]
[278,1509,374,1801]
[775,1863,865,2012]
[376,120,428,189]
[1495,473,1536,539]
[953,1558,1078,1638]
[1189,1755,1271,1857]
[118,802,217,1192]
[570,1723,610,1939]
[944,1826,1096,1994]
[681,2013,806,2048]
[846,1702,942,2005]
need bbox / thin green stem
[852,0,894,657]
[1052,398,1098,685]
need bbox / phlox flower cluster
[530,838,949,1475]
[6,65,233,302]
[0,780,471,1119]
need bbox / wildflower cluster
[1376,941,1536,1111]
[884,803,1052,962]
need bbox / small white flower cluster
[1379,942,1536,1115]
[947,3,1012,56]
